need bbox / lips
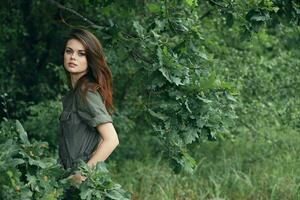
[68,62,77,67]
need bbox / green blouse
[58,87,112,169]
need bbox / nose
[70,52,76,60]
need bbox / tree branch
[46,0,103,29]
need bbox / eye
[78,52,86,57]
[65,49,72,54]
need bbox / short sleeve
[76,90,112,127]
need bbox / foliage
[23,98,62,149]
[115,1,238,172]
[0,120,66,199]
[0,0,299,178]
[203,21,300,132]
[0,120,131,200]
[205,0,300,39]
[0,119,18,143]
[74,161,131,200]
[0,0,237,172]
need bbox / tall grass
[112,127,300,200]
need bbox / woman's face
[64,39,88,75]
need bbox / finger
[66,175,74,180]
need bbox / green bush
[23,98,62,149]
[0,120,131,200]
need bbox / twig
[47,0,103,29]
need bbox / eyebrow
[66,47,86,52]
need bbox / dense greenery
[0,120,130,199]
[1,0,299,199]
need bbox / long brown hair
[65,28,113,112]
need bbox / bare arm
[87,122,119,168]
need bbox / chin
[67,69,87,75]
[64,66,77,72]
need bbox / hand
[67,173,87,185]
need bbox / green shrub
[0,120,131,200]
[23,98,62,149]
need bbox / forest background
[0,0,300,199]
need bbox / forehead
[66,39,86,51]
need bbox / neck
[70,72,87,89]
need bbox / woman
[58,28,119,185]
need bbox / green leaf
[159,67,183,86]
[95,161,109,173]
[183,128,199,144]
[28,158,47,168]
[80,188,93,200]
[196,95,213,104]
[11,158,25,166]
[184,100,192,113]
[182,150,197,173]
[16,120,30,145]
[133,21,144,36]
[147,3,161,13]
[105,190,126,200]
[199,52,208,60]
[251,15,269,21]
[200,71,217,91]
[185,0,198,7]
[148,109,169,121]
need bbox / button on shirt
[58,87,112,169]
